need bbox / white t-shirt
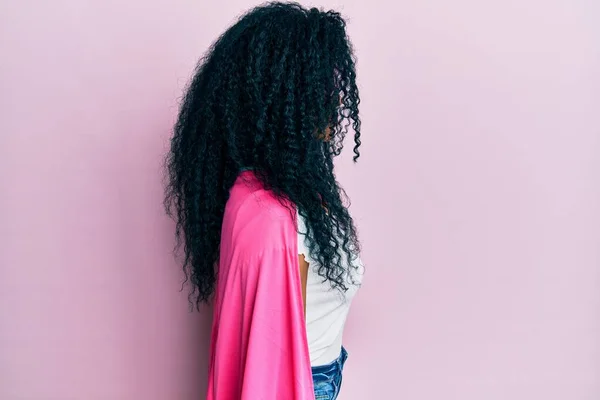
[297,212,364,366]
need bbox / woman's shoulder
[223,172,296,251]
[228,171,292,218]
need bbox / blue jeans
[311,347,348,400]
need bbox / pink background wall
[1,0,599,399]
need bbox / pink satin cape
[206,171,314,400]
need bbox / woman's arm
[298,254,309,316]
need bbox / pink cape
[206,171,314,399]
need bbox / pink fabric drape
[206,171,314,400]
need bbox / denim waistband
[311,347,348,382]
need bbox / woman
[165,3,364,399]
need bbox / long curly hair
[165,2,362,306]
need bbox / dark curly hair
[165,2,362,307]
